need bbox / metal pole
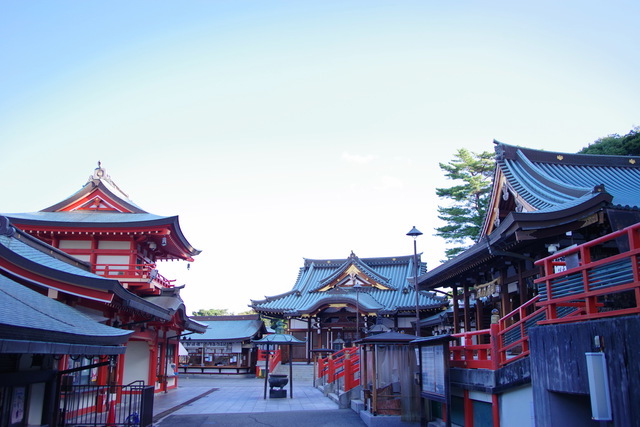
[289,344,293,398]
[263,343,269,399]
[414,238,420,337]
[356,287,360,340]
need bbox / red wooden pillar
[464,389,474,427]
[490,323,500,369]
[148,341,158,388]
[492,394,500,427]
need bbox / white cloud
[341,151,376,164]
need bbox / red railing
[93,263,175,288]
[496,296,546,366]
[256,348,281,376]
[317,347,360,392]
[450,326,498,370]
[450,221,640,371]
[450,297,545,370]
[535,221,640,323]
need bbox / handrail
[497,296,545,366]
[535,221,640,323]
[93,263,175,288]
[450,221,640,371]
[450,327,497,370]
[316,347,359,389]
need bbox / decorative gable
[66,191,129,212]
[41,163,143,214]
[314,252,394,292]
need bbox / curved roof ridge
[495,141,640,167]
[250,289,300,305]
[514,148,593,196]
[497,144,593,210]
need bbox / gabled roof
[3,163,201,261]
[420,141,640,289]
[251,253,446,316]
[188,316,266,342]
[314,252,394,291]
[43,162,145,213]
[483,141,640,236]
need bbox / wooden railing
[450,326,499,370]
[496,295,546,366]
[317,347,360,392]
[535,221,640,323]
[256,348,281,376]
[93,263,175,288]
[450,221,640,371]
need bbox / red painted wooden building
[4,163,205,394]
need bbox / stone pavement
[152,374,343,424]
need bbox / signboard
[421,345,446,399]
[415,336,450,403]
[415,335,451,427]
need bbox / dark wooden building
[418,141,640,426]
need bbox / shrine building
[3,163,205,394]
[250,252,448,362]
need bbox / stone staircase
[272,362,315,382]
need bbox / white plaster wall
[98,240,131,250]
[290,319,307,329]
[500,384,534,427]
[96,255,129,268]
[123,341,150,385]
[27,382,45,425]
[59,240,92,249]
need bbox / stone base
[269,389,287,398]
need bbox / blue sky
[1,1,638,313]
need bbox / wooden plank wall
[529,316,640,426]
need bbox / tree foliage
[435,148,495,259]
[579,127,640,156]
[191,308,230,316]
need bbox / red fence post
[490,323,500,369]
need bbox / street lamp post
[354,281,362,340]
[407,226,423,337]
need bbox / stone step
[272,363,315,381]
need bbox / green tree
[435,148,495,259]
[191,308,230,316]
[579,127,640,155]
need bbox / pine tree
[435,148,495,259]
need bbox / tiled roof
[251,253,446,315]
[0,233,100,279]
[496,142,640,211]
[189,319,266,341]
[0,274,132,348]
[4,211,172,224]
[420,142,640,289]
[0,223,172,320]
[144,293,208,333]
[4,211,202,259]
